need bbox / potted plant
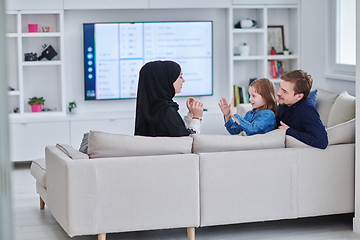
[68,101,77,114]
[270,47,277,55]
[283,46,289,55]
[28,97,45,112]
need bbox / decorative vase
[283,50,289,55]
[28,24,38,33]
[270,49,277,55]
[31,104,42,112]
[239,44,250,56]
[69,108,77,115]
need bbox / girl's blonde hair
[249,78,278,115]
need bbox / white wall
[61,1,357,135]
[64,9,229,112]
[64,8,229,134]
[300,0,356,96]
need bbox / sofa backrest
[87,131,193,158]
[191,129,286,153]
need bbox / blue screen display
[83,21,213,100]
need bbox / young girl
[219,78,277,136]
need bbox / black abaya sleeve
[159,107,190,137]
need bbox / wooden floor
[11,162,360,240]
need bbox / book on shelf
[269,60,285,79]
[270,60,278,79]
[277,61,285,77]
[233,85,249,106]
[234,85,240,106]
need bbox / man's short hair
[280,69,313,99]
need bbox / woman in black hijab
[135,60,203,137]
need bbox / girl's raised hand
[219,98,233,122]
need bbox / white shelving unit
[6,10,65,117]
[228,2,300,97]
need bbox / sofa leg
[98,233,106,240]
[187,227,195,240]
[40,197,45,210]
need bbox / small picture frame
[268,25,285,54]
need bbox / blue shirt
[277,98,328,149]
[224,109,277,136]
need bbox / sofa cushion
[327,118,355,145]
[191,129,286,153]
[88,131,193,158]
[315,88,338,127]
[30,158,46,188]
[327,91,355,128]
[236,103,252,118]
[56,143,89,160]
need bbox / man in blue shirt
[277,70,328,149]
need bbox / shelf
[233,55,265,61]
[8,91,20,96]
[267,55,298,60]
[21,32,61,37]
[229,3,299,97]
[6,33,19,38]
[9,111,67,123]
[233,28,265,33]
[22,60,62,66]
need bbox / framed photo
[268,25,285,54]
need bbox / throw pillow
[56,143,89,159]
[315,88,338,128]
[308,89,318,105]
[327,91,355,128]
[191,129,286,153]
[327,118,355,145]
[88,131,193,158]
[79,132,89,154]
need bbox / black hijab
[134,60,181,136]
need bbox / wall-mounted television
[83,21,213,100]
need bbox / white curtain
[0,0,14,238]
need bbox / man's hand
[278,121,290,130]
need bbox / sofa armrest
[45,146,200,237]
[327,118,355,145]
[45,146,96,237]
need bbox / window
[333,0,356,72]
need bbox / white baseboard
[353,217,360,234]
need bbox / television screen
[83,21,213,100]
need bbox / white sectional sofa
[31,89,355,240]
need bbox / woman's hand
[219,98,233,122]
[189,99,204,120]
[186,97,196,116]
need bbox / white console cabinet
[9,120,70,161]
